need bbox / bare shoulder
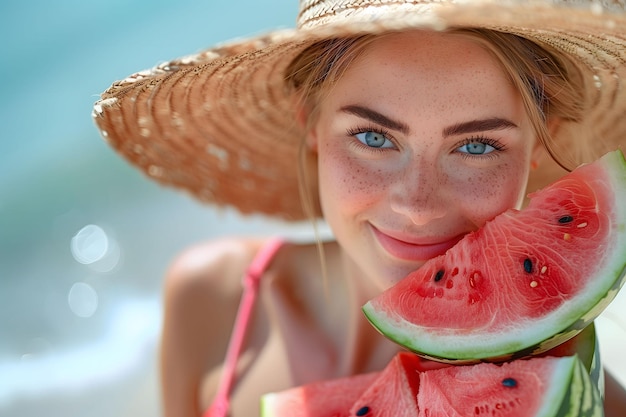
[163,236,268,302]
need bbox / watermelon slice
[347,352,422,417]
[260,353,603,417]
[416,355,603,417]
[363,150,626,362]
[259,354,449,417]
[260,371,379,417]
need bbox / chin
[379,261,425,289]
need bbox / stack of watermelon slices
[262,351,602,417]
[261,150,626,417]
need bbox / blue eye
[355,131,394,148]
[457,139,498,155]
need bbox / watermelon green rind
[553,354,604,417]
[261,393,280,417]
[590,329,605,401]
[537,356,604,417]
[363,150,626,362]
[261,392,291,417]
[547,356,579,417]
[523,355,599,417]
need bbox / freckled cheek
[452,162,529,225]
[317,150,388,215]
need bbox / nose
[389,158,447,225]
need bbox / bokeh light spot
[71,224,109,265]
[67,282,98,318]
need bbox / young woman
[92,1,626,416]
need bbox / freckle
[530,280,538,288]
[563,233,572,241]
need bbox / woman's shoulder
[163,236,269,300]
[162,236,338,309]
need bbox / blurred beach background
[0,1,625,417]
[0,1,304,416]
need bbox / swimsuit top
[203,237,285,417]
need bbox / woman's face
[308,31,537,290]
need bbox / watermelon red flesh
[260,354,449,417]
[348,352,422,417]
[416,355,602,417]
[363,150,626,362]
[260,372,379,417]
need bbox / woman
[92,1,626,416]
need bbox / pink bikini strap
[204,237,285,417]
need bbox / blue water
[0,2,300,416]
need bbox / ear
[306,127,319,153]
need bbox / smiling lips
[372,226,464,261]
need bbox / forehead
[359,31,510,82]
[353,30,505,75]
[326,30,519,118]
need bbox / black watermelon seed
[502,378,518,388]
[434,269,445,282]
[356,406,370,416]
[523,258,533,273]
[558,215,574,224]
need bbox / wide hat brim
[93,0,626,221]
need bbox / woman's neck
[334,244,402,375]
[267,241,401,382]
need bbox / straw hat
[92,0,626,221]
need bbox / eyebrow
[340,105,518,137]
[443,118,518,137]
[340,105,410,134]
